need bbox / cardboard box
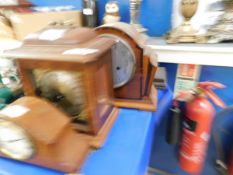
[9,11,83,40]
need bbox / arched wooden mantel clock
[1,22,158,173]
[0,97,90,173]
[96,22,158,111]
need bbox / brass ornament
[166,0,206,43]
[130,0,147,33]
[206,0,233,43]
[103,1,120,24]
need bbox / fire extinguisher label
[183,116,197,132]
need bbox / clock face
[0,119,35,160]
[109,36,136,88]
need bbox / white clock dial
[0,119,35,160]
[104,35,136,88]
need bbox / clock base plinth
[114,86,157,111]
[90,107,119,149]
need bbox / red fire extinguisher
[177,82,226,174]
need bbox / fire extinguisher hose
[212,105,233,175]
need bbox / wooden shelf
[147,37,233,67]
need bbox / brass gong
[34,70,87,124]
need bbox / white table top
[147,37,233,67]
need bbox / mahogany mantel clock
[3,26,119,148]
[96,22,158,111]
[0,96,90,173]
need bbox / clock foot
[113,86,157,111]
[90,107,119,149]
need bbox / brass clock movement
[96,22,158,111]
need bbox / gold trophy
[166,0,204,43]
[130,0,147,33]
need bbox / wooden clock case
[1,23,157,173]
[8,23,158,113]
[3,26,119,148]
[0,97,90,173]
[95,22,158,111]
[0,0,33,12]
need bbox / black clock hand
[1,138,24,143]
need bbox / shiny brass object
[130,0,147,33]
[166,0,205,43]
[206,0,233,43]
[34,70,87,124]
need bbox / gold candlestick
[130,0,147,33]
[166,0,205,43]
